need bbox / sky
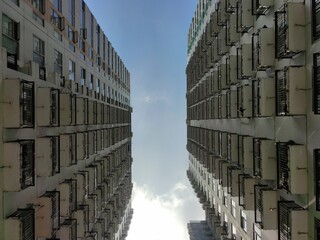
[85,1,204,239]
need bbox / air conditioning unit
[278,201,308,240]
[253,78,275,117]
[277,143,307,194]
[252,28,275,70]
[74,205,89,238]
[275,3,305,58]
[252,0,273,15]
[226,14,240,46]
[3,141,35,191]
[254,185,277,230]
[4,209,35,240]
[237,0,253,33]
[76,171,89,204]
[253,139,276,180]
[60,219,77,240]
[230,89,237,118]
[2,79,34,128]
[35,191,60,238]
[276,67,306,116]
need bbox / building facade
[187,220,215,240]
[0,0,133,239]
[186,0,320,239]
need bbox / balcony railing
[21,140,35,190]
[8,208,35,240]
[252,0,273,15]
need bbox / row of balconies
[187,130,307,195]
[4,151,133,240]
[187,65,306,120]
[187,2,305,92]
[2,136,132,192]
[1,79,131,129]
[187,156,308,240]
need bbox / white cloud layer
[126,181,204,240]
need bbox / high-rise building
[187,220,214,240]
[186,0,320,239]
[0,0,133,239]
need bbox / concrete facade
[0,0,133,239]
[186,0,320,239]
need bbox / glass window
[2,14,19,55]
[96,78,100,93]
[32,0,45,13]
[33,35,45,67]
[68,0,75,26]
[53,0,61,12]
[54,49,62,75]
[69,59,75,81]
[313,0,320,41]
[240,210,247,232]
[80,67,86,85]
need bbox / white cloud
[144,96,151,103]
[126,181,204,240]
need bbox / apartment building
[187,220,215,240]
[0,0,133,239]
[186,0,320,239]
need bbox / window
[53,0,62,12]
[96,78,100,94]
[80,67,86,86]
[2,14,19,70]
[231,200,236,218]
[8,209,35,240]
[315,218,320,240]
[277,143,289,191]
[69,134,77,165]
[313,0,320,41]
[253,225,261,240]
[33,35,45,67]
[51,136,60,175]
[50,89,59,126]
[21,81,34,127]
[32,0,45,14]
[50,9,64,31]
[20,141,35,189]
[54,49,62,75]
[69,59,75,81]
[68,0,75,26]
[240,210,247,232]
[68,26,78,43]
[314,53,320,114]
[315,149,320,210]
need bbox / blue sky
[86,1,203,239]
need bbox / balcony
[76,171,89,204]
[216,0,227,26]
[243,136,253,172]
[3,140,35,191]
[1,79,34,128]
[74,205,89,238]
[35,191,60,238]
[237,44,253,79]
[278,201,308,240]
[254,185,277,230]
[252,0,273,15]
[59,179,77,217]
[60,93,76,126]
[238,174,255,210]
[217,28,228,56]
[226,14,240,46]
[277,142,307,194]
[60,134,77,167]
[36,88,59,126]
[276,67,306,116]
[218,63,229,90]
[237,85,252,118]
[236,0,254,33]
[36,136,60,177]
[252,28,275,71]
[253,138,276,180]
[275,3,305,59]
[227,166,242,196]
[4,209,35,240]
[60,219,77,240]
[252,78,275,117]
[227,55,238,85]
